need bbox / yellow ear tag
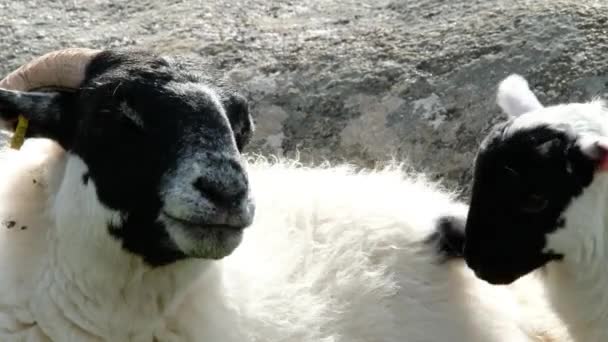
[10,115,29,150]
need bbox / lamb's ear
[578,135,608,172]
[220,91,254,152]
[496,74,543,118]
[0,88,77,147]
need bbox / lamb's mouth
[160,211,245,259]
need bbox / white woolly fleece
[0,139,567,341]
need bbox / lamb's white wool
[542,170,608,342]
[496,74,544,117]
[504,100,608,139]
[0,139,568,341]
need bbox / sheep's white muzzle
[160,209,251,259]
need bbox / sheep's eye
[521,194,548,213]
[120,102,145,130]
[122,114,145,131]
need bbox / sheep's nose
[162,154,255,229]
[192,177,255,228]
[191,161,254,228]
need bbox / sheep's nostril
[193,178,222,204]
[192,177,248,209]
[190,173,254,229]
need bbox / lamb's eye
[521,194,548,213]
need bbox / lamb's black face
[0,50,255,266]
[464,123,596,285]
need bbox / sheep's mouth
[161,211,245,230]
[160,211,245,259]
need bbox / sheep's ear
[496,74,543,118]
[578,135,608,172]
[0,88,77,147]
[220,91,254,152]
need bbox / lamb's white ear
[579,135,608,171]
[496,74,543,118]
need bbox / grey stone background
[1,0,607,196]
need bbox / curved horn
[0,48,101,91]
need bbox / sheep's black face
[0,50,255,266]
[464,123,596,285]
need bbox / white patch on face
[577,134,608,162]
[543,173,608,265]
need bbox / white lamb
[464,74,608,342]
[0,49,566,341]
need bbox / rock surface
[1,0,607,195]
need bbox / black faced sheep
[465,74,608,342]
[0,49,565,341]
